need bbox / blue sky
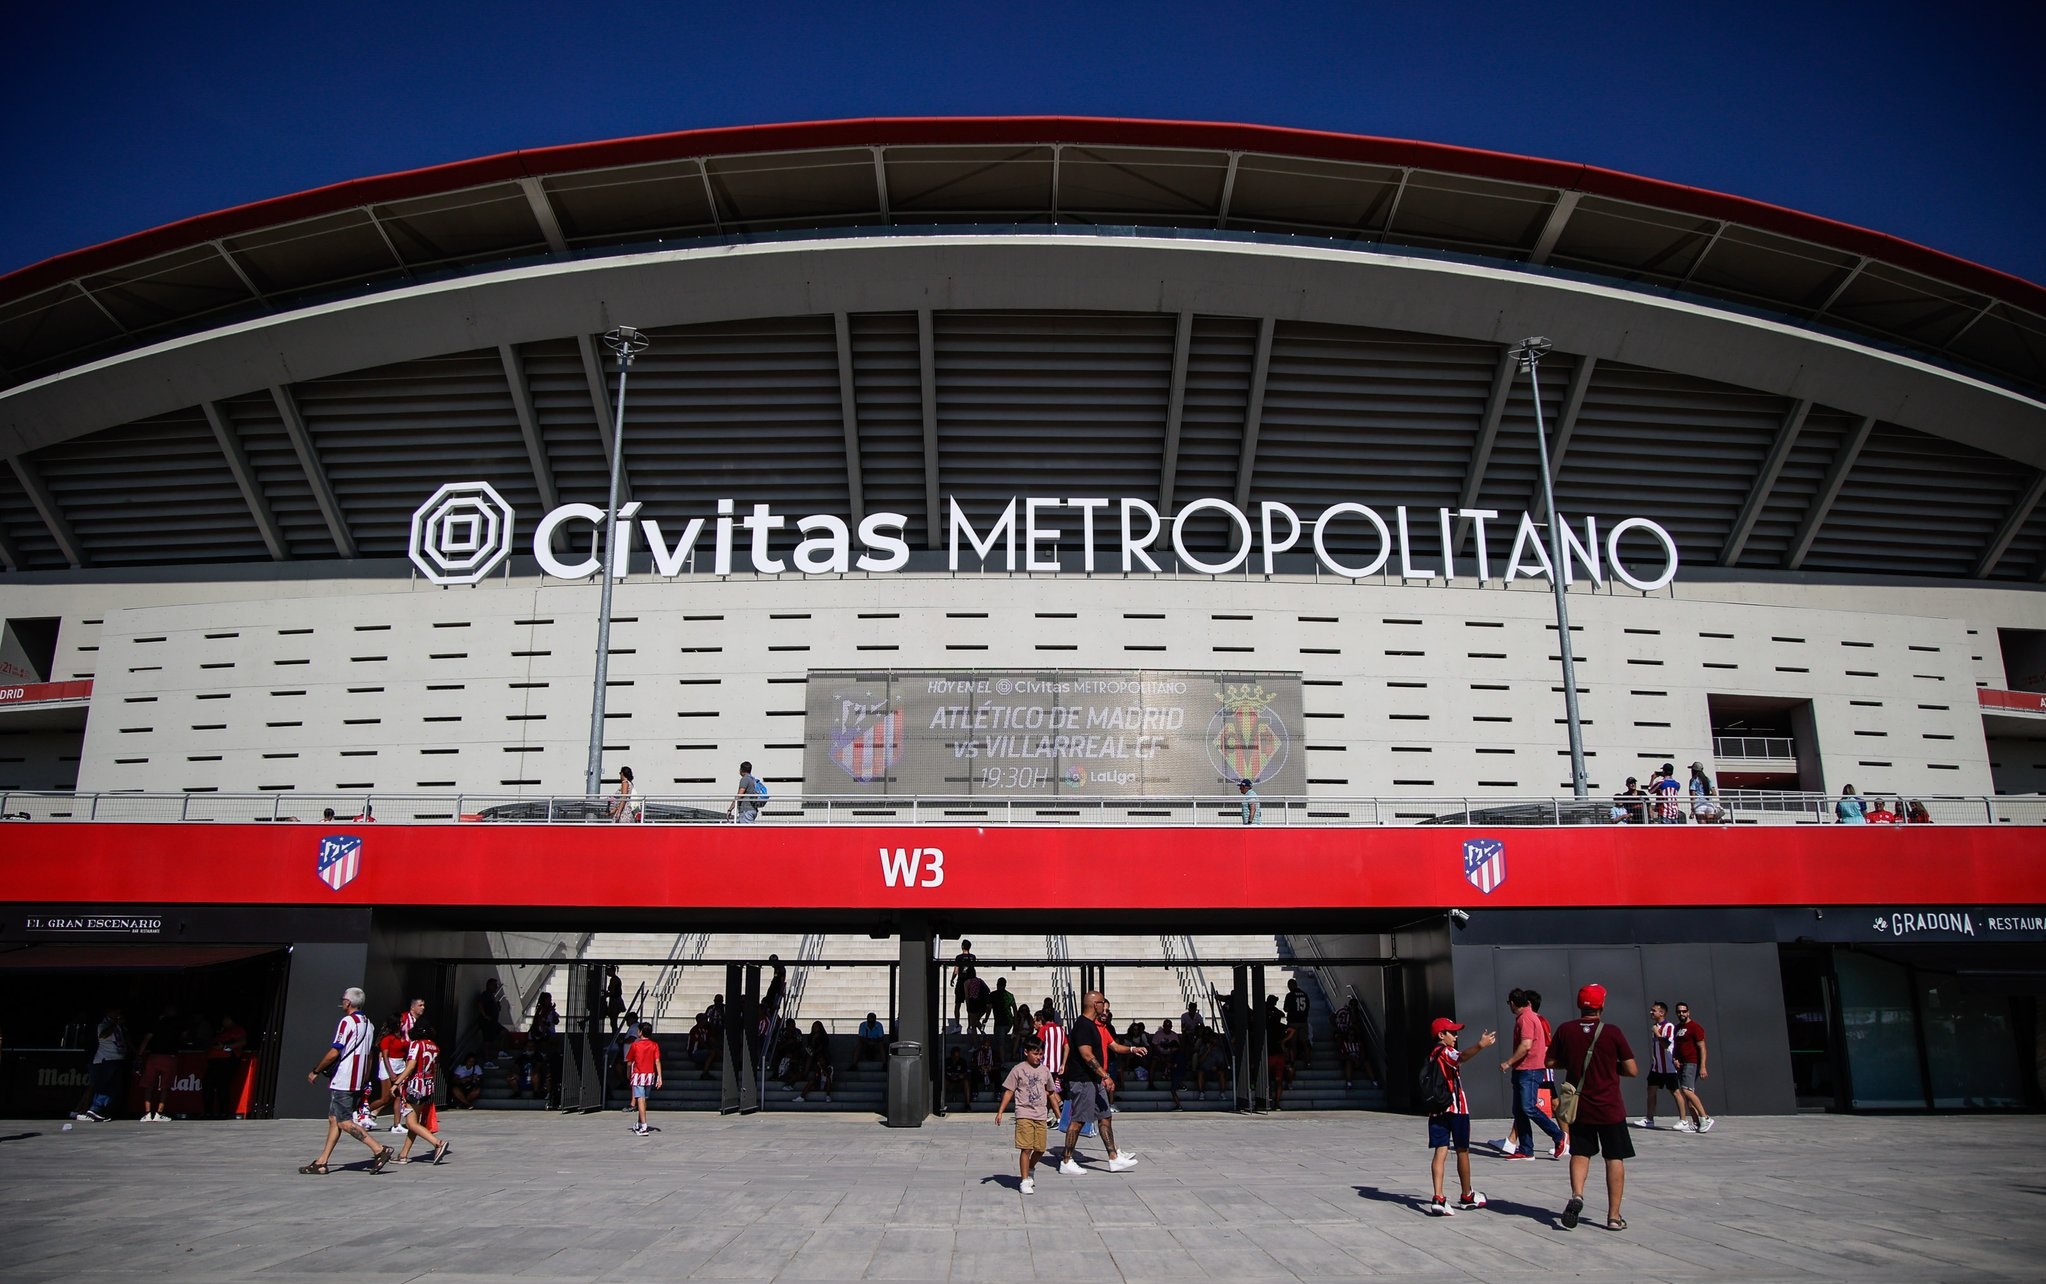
[4,2,2040,283]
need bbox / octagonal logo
[409,482,516,584]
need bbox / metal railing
[1713,735,1797,759]
[651,933,713,1029]
[1,789,2037,826]
[1159,934,1221,1030]
[1045,935,1078,1021]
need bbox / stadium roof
[5,116,2041,394]
[1,117,2043,582]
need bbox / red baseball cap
[1577,983,1608,1009]
[1429,1017,1464,1036]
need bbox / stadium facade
[2,118,2044,1121]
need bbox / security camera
[1448,909,1471,926]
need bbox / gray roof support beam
[1452,347,1522,553]
[201,400,288,560]
[1976,468,2046,579]
[74,280,123,332]
[1527,190,1581,266]
[1719,399,1812,566]
[7,453,85,568]
[498,344,559,511]
[516,178,570,255]
[212,240,270,306]
[1813,258,1869,319]
[0,516,19,571]
[1233,316,1276,512]
[1678,221,1730,287]
[833,312,866,524]
[871,149,891,221]
[268,384,357,559]
[1786,414,1874,570]
[917,308,941,549]
[362,208,411,278]
[1157,311,1194,514]
[576,333,633,505]
[1216,152,1241,228]
[1532,354,1597,520]
[696,160,724,234]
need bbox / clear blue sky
[4,2,2040,283]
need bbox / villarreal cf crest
[1205,682,1291,784]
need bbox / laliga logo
[409,482,516,585]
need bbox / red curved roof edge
[5,115,2039,317]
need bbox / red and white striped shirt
[1649,1020,1677,1075]
[328,1011,374,1092]
[1037,1020,1067,1083]
[1431,1045,1470,1115]
[406,1038,440,1098]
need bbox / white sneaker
[1699,1117,1716,1133]
[792,1094,805,1103]
[1454,1191,1488,1211]
[1673,1120,1697,1132]
[1107,1154,1139,1172]
[1019,1178,1036,1194]
[1058,1159,1085,1176]
[390,1124,405,1134]
[1113,1148,1137,1162]
[1487,1138,1514,1154]
[1425,1198,1454,1217]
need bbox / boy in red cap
[1548,983,1639,1231]
[1422,1016,1496,1216]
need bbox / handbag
[1551,1018,1604,1127]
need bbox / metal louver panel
[521,338,612,505]
[0,464,62,570]
[848,313,928,545]
[1171,316,1258,506]
[622,316,849,550]
[935,312,1176,560]
[294,350,537,557]
[1738,408,1857,568]
[1550,361,1790,562]
[33,411,267,565]
[1252,322,1494,556]
[215,391,338,558]
[1804,422,2031,577]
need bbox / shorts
[326,1089,361,1122]
[1648,1071,1679,1091]
[1014,1118,1049,1152]
[632,1084,651,1099]
[1568,1120,1636,1160]
[1065,1079,1110,1124]
[1678,1062,1701,1092]
[143,1053,179,1087]
[1427,1112,1471,1152]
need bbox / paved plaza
[3,1109,2042,1281]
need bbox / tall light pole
[585,325,649,797]
[1510,336,1589,800]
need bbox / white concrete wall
[7,564,2036,804]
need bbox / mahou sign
[410,483,1680,590]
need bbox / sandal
[298,1163,329,1175]
[370,1146,396,1173]
[1607,1217,1627,1232]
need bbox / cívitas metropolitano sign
[409,482,1680,590]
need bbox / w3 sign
[879,846,946,888]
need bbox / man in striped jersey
[301,987,395,1174]
[1634,1002,1679,1128]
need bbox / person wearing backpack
[1418,1016,1496,1217]
[727,760,767,824]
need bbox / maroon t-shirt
[1548,1017,1635,1126]
[1674,1019,1706,1065]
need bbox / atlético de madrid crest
[1462,838,1506,895]
[317,835,363,892]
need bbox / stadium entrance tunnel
[388,915,1436,1127]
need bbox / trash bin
[885,1040,925,1128]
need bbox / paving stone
[5,1111,2045,1280]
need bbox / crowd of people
[69,1005,253,1123]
